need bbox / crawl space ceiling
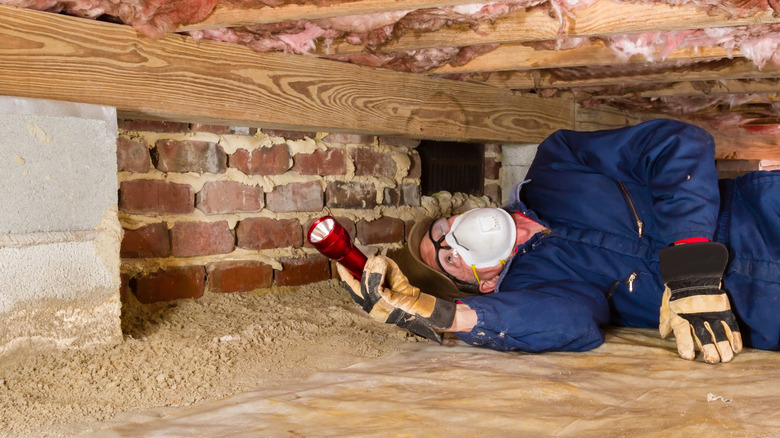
[2,0,780,163]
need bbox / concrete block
[0,109,117,234]
[502,165,531,204]
[502,143,539,166]
[0,209,122,355]
[0,96,121,357]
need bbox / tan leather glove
[659,242,743,364]
[337,255,453,343]
[378,256,457,331]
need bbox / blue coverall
[456,119,780,352]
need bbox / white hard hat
[445,208,517,269]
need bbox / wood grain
[316,0,780,55]
[0,5,574,143]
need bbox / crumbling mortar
[117,126,440,300]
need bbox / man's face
[419,216,480,285]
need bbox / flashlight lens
[308,217,334,243]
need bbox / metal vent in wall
[418,141,484,196]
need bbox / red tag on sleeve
[675,237,710,244]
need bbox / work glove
[659,242,743,363]
[337,255,455,344]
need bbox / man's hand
[378,256,457,331]
[659,242,743,363]
[336,256,453,343]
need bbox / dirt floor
[0,280,423,438]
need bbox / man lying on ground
[338,119,780,364]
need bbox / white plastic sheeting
[82,328,780,437]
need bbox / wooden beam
[588,79,780,99]
[576,105,780,160]
[574,104,661,131]
[0,5,574,143]
[711,130,780,160]
[316,0,780,55]
[178,0,495,31]
[475,59,780,90]
[429,41,738,74]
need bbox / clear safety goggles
[427,218,479,286]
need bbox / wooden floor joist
[312,0,780,56]
[0,5,574,143]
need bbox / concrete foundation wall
[500,143,539,204]
[0,96,122,356]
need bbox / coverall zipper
[625,272,637,292]
[606,271,638,299]
[617,181,644,238]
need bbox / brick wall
[117,120,501,304]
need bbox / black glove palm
[659,242,743,363]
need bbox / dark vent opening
[418,141,484,196]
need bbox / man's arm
[454,282,611,353]
[530,118,720,243]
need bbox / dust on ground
[0,280,425,438]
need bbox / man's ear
[478,276,499,293]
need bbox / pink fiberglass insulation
[585,92,780,131]
[1,0,217,38]
[629,0,780,17]
[328,44,499,73]
[190,1,548,59]
[605,25,780,68]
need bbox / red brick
[378,136,420,149]
[118,119,190,133]
[261,129,316,140]
[171,221,235,257]
[357,216,405,244]
[190,124,256,136]
[207,260,273,293]
[230,144,291,175]
[132,266,206,303]
[119,179,194,214]
[120,223,171,258]
[484,183,501,204]
[196,181,264,214]
[303,216,356,249]
[266,181,323,212]
[275,255,330,286]
[484,156,501,179]
[351,147,397,178]
[382,187,401,206]
[152,140,227,174]
[325,181,377,209]
[116,137,151,173]
[386,184,419,206]
[400,182,421,206]
[407,150,422,179]
[292,148,346,175]
[236,217,302,250]
[321,133,375,145]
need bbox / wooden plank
[576,105,780,160]
[317,0,780,55]
[476,59,780,90]
[178,0,495,31]
[711,130,780,160]
[430,41,737,74]
[574,105,661,132]
[588,80,780,99]
[0,5,574,144]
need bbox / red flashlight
[307,216,368,279]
